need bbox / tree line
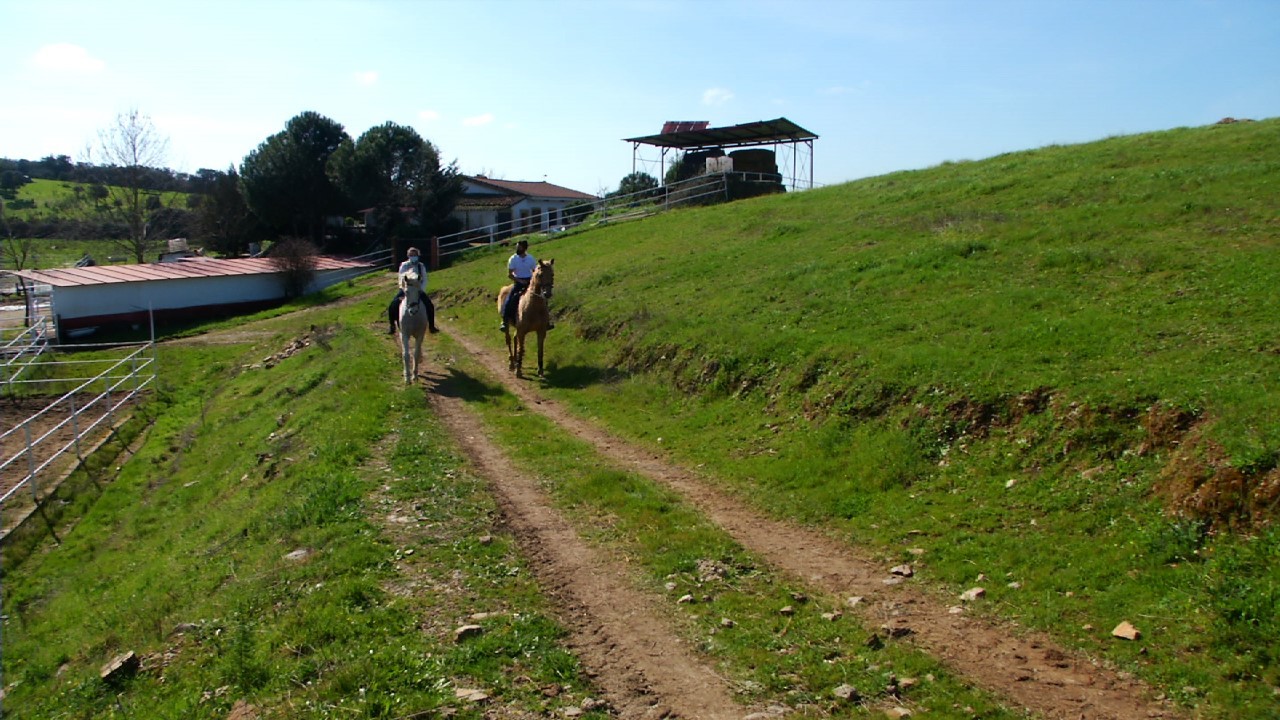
[1,109,464,265]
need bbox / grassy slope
[6,178,188,220]
[430,119,1280,715]
[5,120,1278,718]
[2,284,610,719]
[3,280,1029,719]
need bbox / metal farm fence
[0,265,158,532]
[0,339,156,531]
[437,171,794,262]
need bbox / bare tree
[91,108,171,263]
[268,237,319,298]
[0,198,35,270]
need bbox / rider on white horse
[388,247,439,335]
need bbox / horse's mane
[399,269,420,291]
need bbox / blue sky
[2,0,1277,196]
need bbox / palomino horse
[398,269,429,383]
[497,259,554,378]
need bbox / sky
[2,0,1278,196]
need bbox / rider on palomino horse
[500,239,553,331]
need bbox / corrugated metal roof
[8,256,373,288]
[624,117,818,150]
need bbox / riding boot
[426,297,439,333]
[387,298,398,335]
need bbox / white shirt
[398,258,426,290]
[508,252,537,282]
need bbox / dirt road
[412,328,1185,720]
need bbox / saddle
[504,281,530,322]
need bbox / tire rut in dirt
[445,331,1186,720]
[422,365,750,720]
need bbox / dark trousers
[388,291,436,331]
[501,281,529,323]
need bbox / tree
[268,237,319,298]
[0,170,29,198]
[89,109,172,263]
[195,166,264,256]
[240,111,349,246]
[1,198,36,270]
[664,151,689,185]
[329,121,463,251]
[87,183,109,208]
[615,172,658,199]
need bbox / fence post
[428,237,440,270]
[70,393,83,462]
[24,422,37,502]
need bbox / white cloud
[30,43,105,74]
[354,70,378,86]
[462,113,494,127]
[418,109,441,121]
[702,87,734,106]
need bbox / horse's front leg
[514,331,525,378]
[401,336,413,383]
[535,331,545,377]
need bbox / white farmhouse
[452,176,596,241]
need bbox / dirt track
[416,329,1186,720]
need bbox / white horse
[398,269,429,383]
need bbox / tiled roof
[466,176,596,201]
[455,194,523,210]
[9,256,373,288]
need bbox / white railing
[333,247,396,282]
[1,280,54,395]
[437,171,801,262]
[0,342,156,510]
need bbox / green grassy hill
[431,118,1280,712]
[3,178,188,222]
[5,119,1278,719]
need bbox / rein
[527,265,553,300]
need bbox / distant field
[3,238,131,269]
[3,177,194,268]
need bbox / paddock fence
[437,170,803,262]
[1,313,156,541]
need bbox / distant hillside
[1,178,195,248]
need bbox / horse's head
[400,270,421,309]
[532,259,554,299]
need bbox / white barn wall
[54,274,284,322]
